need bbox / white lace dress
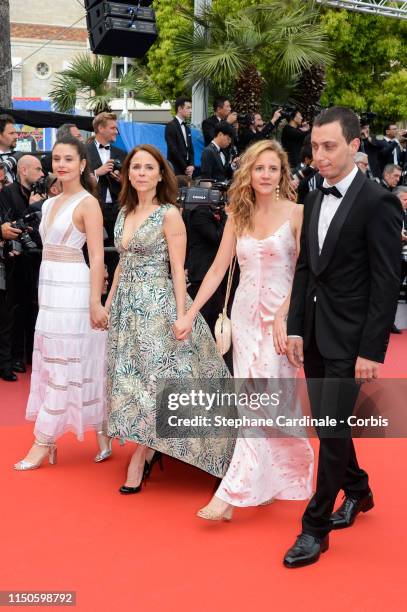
[26,190,107,442]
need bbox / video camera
[179,180,230,210]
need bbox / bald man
[0,155,44,219]
[0,154,44,379]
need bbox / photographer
[359,122,382,178]
[86,112,125,247]
[201,122,235,182]
[202,96,238,146]
[0,155,44,377]
[0,114,19,183]
[238,110,282,153]
[281,108,310,169]
[86,112,125,292]
[377,122,406,174]
[0,155,44,218]
[294,143,323,204]
[0,163,8,192]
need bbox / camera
[112,159,122,172]
[31,175,49,198]
[10,211,42,252]
[278,104,297,121]
[360,111,377,125]
[179,180,230,210]
[0,153,18,178]
[237,114,253,127]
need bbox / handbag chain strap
[222,252,237,316]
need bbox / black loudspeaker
[88,16,158,58]
[85,0,153,8]
[86,2,155,31]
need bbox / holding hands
[90,302,109,331]
[173,312,194,341]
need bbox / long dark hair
[119,144,178,215]
[53,135,98,197]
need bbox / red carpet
[1,334,407,611]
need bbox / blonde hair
[228,139,296,236]
[92,112,117,133]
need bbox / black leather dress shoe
[12,360,26,373]
[0,368,17,382]
[283,533,329,568]
[391,324,402,334]
[330,491,374,529]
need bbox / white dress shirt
[212,140,226,166]
[288,164,359,338]
[384,136,400,165]
[95,139,112,204]
[318,164,358,253]
[176,115,188,146]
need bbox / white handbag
[214,254,237,355]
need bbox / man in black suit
[86,112,126,247]
[201,96,238,147]
[201,122,234,182]
[164,96,195,178]
[86,112,126,291]
[380,163,402,192]
[283,106,402,568]
[377,122,406,175]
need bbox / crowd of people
[1,103,406,568]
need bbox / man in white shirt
[284,106,403,568]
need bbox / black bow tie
[318,184,342,198]
[98,144,110,150]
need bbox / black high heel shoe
[119,462,149,495]
[144,451,164,481]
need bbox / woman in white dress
[175,140,314,520]
[14,135,110,470]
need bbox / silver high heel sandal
[14,440,57,471]
[94,432,112,463]
[196,505,234,522]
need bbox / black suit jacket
[200,143,231,182]
[376,138,405,173]
[86,142,126,204]
[164,118,194,175]
[287,170,403,362]
[201,115,221,147]
[185,206,226,282]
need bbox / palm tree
[0,0,12,107]
[175,0,332,115]
[49,53,164,115]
